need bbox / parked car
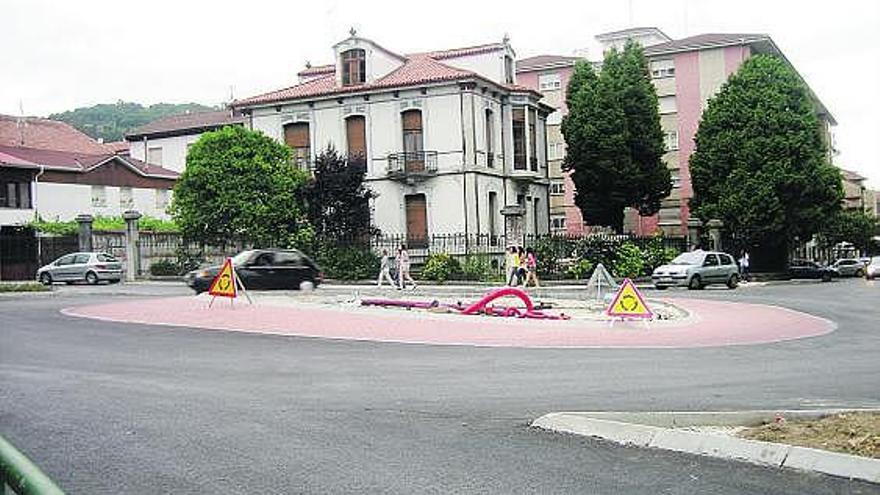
[865,256,880,280]
[788,259,837,281]
[830,258,867,277]
[652,250,740,290]
[37,252,123,285]
[185,249,322,293]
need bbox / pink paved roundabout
[61,295,836,349]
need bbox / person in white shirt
[377,249,395,288]
[397,245,417,290]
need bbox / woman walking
[377,249,395,288]
[397,245,417,290]
[506,246,520,286]
[524,247,540,288]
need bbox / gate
[38,235,78,266]
[0,226,38,281]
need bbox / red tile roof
[0,114,110,154]
[0,144,178,179]
[103,140,130,154]
[126,110,245,140]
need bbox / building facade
[517,28,836,236]
[232,33,552,245]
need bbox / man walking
[377,249,395,288]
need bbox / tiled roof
[516,55,581,72]
[644,33,767,56]
[126,110,245,140]
[840,168,866,182]
[296,42,505,79]
[238,56,493,107]
[0,114,110,154]
[0,144,179,179]
[103,140,130,154]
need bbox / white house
[232,32,553,245]
[126,110,245,173]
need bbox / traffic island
[531,410,880,484]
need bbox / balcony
[387,151,438,180]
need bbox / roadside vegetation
[0,281,50,293]
[29,215,179,235]
[739,412,880,459]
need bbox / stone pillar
[76,214,94,252]
[501,205,525,247]
[686,217,703,251]
[706,219,724,252]
[123,210,142,282]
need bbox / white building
[126,110,245,173]
[232,32,553,245]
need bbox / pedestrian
[517,246,527,286]
[505,246,520,286]
[397,245,417,290]
[739,251,750,282]
[524,247,540,288]
[377,249,395,288]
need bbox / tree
[303,146,376,239]
[50,101,215,142]
[817,210,878,253]
[170,126,312,247]
[562,42,671,232]
[689,55,843,269]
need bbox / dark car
[185,249,322,293]
[788,259,837,282]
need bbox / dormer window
[342,49,366,86]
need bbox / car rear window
[97,254,118,262]
[720,254,734,265]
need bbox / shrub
[149,258,180,276]
[641,235,680,272]
[566,258,594,280]
[613,242,645,278]
[0,282,50,293]
[421,253,461,282]
[534,236,572,276]
[460,255,494,281]
[314,244,379,280]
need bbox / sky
[2,0,878,186]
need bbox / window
[147,146,163,165]
[720,254,735,265]
[512,108,526,170]
[550,180,565,196]
[0,180,31,209]
[538,73,562,91]
[55,254,76,266]
[345,115,367,164]
[156,189,170,210]
[401,110,424,172]
[658,96,677,115]
[528,108,538,171]
[73,254,91,264]
[485,109,495,167]
[650,59,675,79]
[664,130,679,151]
[504,55,514,84]
[488,191,498,237]
[96,253,118,262]
[551,215,566,231]
[284,122,311,168]
[119,187,134,209]
[704,254,720,266]
[91,185,107,207]
[342,49,366,86]
[548,142,565,160]
[405,194,428,248]
[670,170,682,189]
[546,110,562,126]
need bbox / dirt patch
[738,412,880,459]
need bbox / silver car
[830,258,867,277]
[866,256,880,280]
[36,252,123,285]
[652,250,740,290]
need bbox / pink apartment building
[517,27,835,236]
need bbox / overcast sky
[3,0,877,186]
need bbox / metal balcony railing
[387,151,438,178]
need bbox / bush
[0,282,50,293]
[460,255,494,281]
[175,246,205,274]
[421,253,461,282]
[613,242,645,278]
[149,258,180,276]
[29,215,179,234]
[314,244,379,280]
[567,258,594,280]
[641,235,679,272]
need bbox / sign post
[207,258,252,307]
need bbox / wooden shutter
[346,116,366,158]
[284,123,309,149]
[405,194,428,247]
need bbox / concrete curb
[532,410,880,484]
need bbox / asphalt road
[1,279,879,494]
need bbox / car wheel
[726,274,739,289]
[299,280,315,291]
[821,272,832,282]
[85,271,99,285]
[688,275,703,290]
[39,273,52,286]
[854,269,864,278]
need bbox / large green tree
[817,209,878,253]
[689,55,843,269]
[50,101,215,142]
[170,126,312,248]
[562,41,671,232]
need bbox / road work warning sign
[208,258,238,298]
[606,278,652,319]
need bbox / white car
[866,256,880,280]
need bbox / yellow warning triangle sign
[606,278,652,318]
[208,258,237,298]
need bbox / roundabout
[61,288,835,348]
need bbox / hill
[50,101,218,142]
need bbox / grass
[0,281,50,293]
[739,412,880,459]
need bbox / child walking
[524,247,540,288]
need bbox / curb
[532,410,880,484]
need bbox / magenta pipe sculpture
[361,287,568,320]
